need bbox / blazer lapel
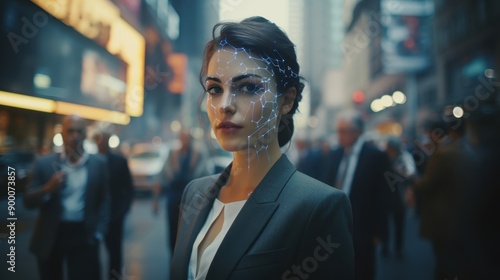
[173,167,229,280]
[326,148,344,186]
[206,155,297,280]
[349,142,368,196]
[51,154,64,211]
[83,156,95,222]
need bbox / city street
[1,194,171,280]
[1,194,433,280]
[375,207,435,280]
[0,0,496,278]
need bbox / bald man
[24,115,110,280]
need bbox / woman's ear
[281,87,297,115]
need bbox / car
[128,143,170,194]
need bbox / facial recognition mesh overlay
[206,41,298,167]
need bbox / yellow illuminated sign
[0,91,130,125]
[32,0,145,117]
[167,53,187,94]
[0,91,55,113]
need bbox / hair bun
[278,113,294,147]
[242,16,271,24]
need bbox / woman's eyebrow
[205,76,221,83]
[231,74,262,83]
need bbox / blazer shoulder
[87,154,109,171]
[35,153,59,164]
[108,151,128,162]
[189,174,220,187]
[362,142,385,155]
[289,171,347,201]
[183,174,221,198]
[88,153,106,163]
[32,153,60,172]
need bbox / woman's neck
[219,143,282,202]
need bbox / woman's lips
[217,121,242,133]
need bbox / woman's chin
[217,139,251,152]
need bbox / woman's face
[205,47,283,153]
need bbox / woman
[171,16,354,280]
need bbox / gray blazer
[24,153,110,259]
[171,155,354,280]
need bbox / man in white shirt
[325,111,392,280]
[24,115,110,280]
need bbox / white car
[128,143,170,193]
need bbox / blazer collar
[206,154,297,279]
[204,154,297,197]
[174,155,297,280]
[198,154,297,203]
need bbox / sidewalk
[1,195,434,280]
[0,195,170,280]
[376,207,435,280]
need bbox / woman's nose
[219,91,236,114]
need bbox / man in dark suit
[412,117,474,280]
[459,96,500,278]
[24,115,110,280]
[93,131,134,279]
[325,111,391,280]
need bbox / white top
[188,198,247,280]
[60,153,89,221]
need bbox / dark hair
[200,16,304,147]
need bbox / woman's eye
[207,86,223,95]
[237,83,264,94]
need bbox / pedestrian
[170,16,354,280]
[324,111,392,280]
[162,128,203,252]
[24,114,110,280]
[93,131,134,279]
[458,93,500,278]
[412,115,475,280]
[382,136,417,259]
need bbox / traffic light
[352,90,366,104]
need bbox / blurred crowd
[3,90,498,280]
[289,92,499,279]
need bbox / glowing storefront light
[55,102,130,125]
[370,99,385,112]
[485,69,495,79]
[170,120,182,133]
[392,91,407,104]
[109,135,120,148]
[34,73,52,89]
[0,91,55,113]
[32,0,146,118]
[452,106,464,118]
[381,95,394,107]
[53,133,63,146]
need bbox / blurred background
[0,0,499,279]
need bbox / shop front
[0,0,145,153]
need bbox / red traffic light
[352,90,365,103]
